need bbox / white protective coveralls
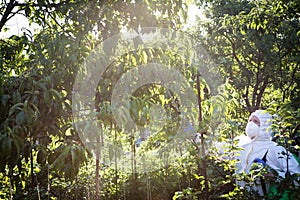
[236,110,300,194]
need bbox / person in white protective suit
[236,109,300,195]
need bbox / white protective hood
[237,110,277,173]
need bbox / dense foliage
[1,0,299,199]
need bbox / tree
[196,0,300,113]
[0,0,191,198]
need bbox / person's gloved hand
[253,158,267,167]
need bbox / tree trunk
[95,134,101,200]
[196,72,209,199]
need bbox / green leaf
[109,144,114,162]
[50,88,62,100]
[1,95,9,106]
[2,137,12,156]
[25,4,31,17]
[71,147,76,166]
[37,150,46,165]
[16,111,26,125]
[12,91,22,104]
[9,103,24,116]
[29,103,40,114]
[240,27,246,35]
[11,133,24,155]
[43,91,51,105]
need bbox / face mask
[246,121,260,139]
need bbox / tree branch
[0,0,16,32]
[282,63,298,102]
[244,83,251,112]
[255,74,269,109]
[0,0,76,32]
[224,32,253,78]
[14,0,72,9]
[6,10,19,23]
[251,68,259,108]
